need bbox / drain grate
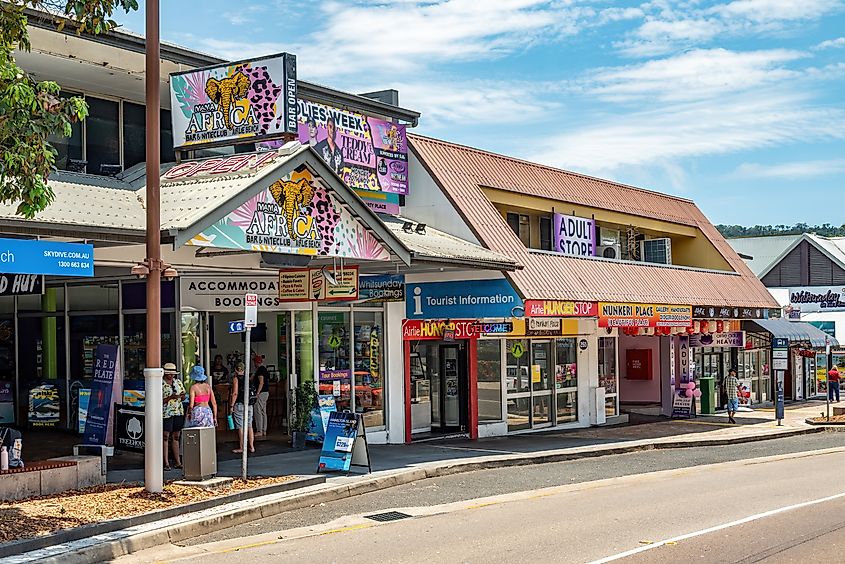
[364,511,413,523]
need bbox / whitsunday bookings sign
[553,214,595,257]
[789,286,845,312]
[170,53,297,149]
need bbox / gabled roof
[727,233,845,279]
[409,134,778,308]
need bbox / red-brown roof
[409,134,778,308]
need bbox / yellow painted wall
[485,188,732,272]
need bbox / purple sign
[261,100,409,196]
[553,214,595,257]
[689,331,745,348]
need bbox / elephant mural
[205,72,251,129]
[269,178,315,237]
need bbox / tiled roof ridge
[408,133,696,206]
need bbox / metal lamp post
[143,0,164,494]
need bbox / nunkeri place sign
[553,214,595,257]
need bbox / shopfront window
[354,310,384,429]
[69,314,119,383]
[19,314,67,426]
[181,312,201,388]
[123,313,176,379]
[295,310,313,383]
[0,296,14,426]
[477,340,502,422]
[598,337,618,417]
[318,311,351,411]
[555,338,578,423]
[86,97,121,175]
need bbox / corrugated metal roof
[727,235,801,276]
[410,134,779,308]
[382,216,519,271]
[752,318,838,347]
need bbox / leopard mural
[238,65,284,136]
[267,178,340,254]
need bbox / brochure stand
[316,412,372,475]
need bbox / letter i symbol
[413,287,423,316]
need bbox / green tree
[0,0,138,218]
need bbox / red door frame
[404,338,479,444]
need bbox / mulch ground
[808,415,845,424]
[0,476,297,544]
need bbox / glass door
[441,345,461,429]
[531,341,553,427]
[506,339,531,431]
[555,338,578,424]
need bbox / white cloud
[528,91,845,173]
[734,159,845,178]
[583,48,806,102]
[618,0,845,57]
[816,37,845,49]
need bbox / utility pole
[143,0,164,494]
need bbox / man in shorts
[724,368,740,425]
[162,362,185,470]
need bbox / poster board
[317,411,371,474]
[28,384,60,427]
[82,344,122,445]
[671,392,693,419]
[113,403,145,453]
[306,395,337,444]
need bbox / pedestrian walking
[724,368,740,425]
[162,363,185,470]
[829,365,841,402]
[188,365,217,428]
[229,362,256,454]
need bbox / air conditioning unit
[597,244,622,259]
[639,238,673,265]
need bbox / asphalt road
[117,431,845,564]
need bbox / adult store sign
[598,303,693,328]
[406,278,522,320]
[186,168,390,261]
[553,214,595,257]
[789,286,845,313]
[169,53,297,149]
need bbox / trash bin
[699,377,715,415]
[182,426,217,481]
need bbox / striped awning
[751,318,838,348]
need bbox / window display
[477,340,502,422]
[555,338,578,423]
[319,311,351,411]
[598,337,618,416]
[354,310,384,429]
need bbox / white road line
[590,490,845,563]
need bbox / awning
[750,318,839,348]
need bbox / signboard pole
[242,325,250,480]
[827,340,832,422]
[242,292,258,480]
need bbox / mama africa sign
[169,53,297,150]
[187,169,390,261]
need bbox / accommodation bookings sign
[598,303,692,328]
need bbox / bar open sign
[245,293,258,327]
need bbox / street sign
[245,293,258,327]
[773,338,789,349]
[228,320,245,334]
[0,238,94,277]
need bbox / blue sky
[116,1,845,226]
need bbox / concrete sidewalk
[10,401,832,564]
[108,401,828,484]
